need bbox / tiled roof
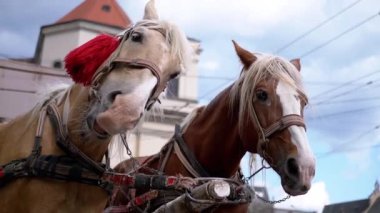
[322,199,369,213]
[56,0,132,29]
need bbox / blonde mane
[134,20,192,72]
[229,54,308,130]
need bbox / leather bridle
[250,97,307,157]
[90,26,169,110]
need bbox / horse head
[64,0,191,138]
[232,41,315,196]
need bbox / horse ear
[143,0,159,20]
[290,58,301,71]
[232,40,257,70]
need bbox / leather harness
[0,102,113,193]
[113,101,308,211]
[107,125,248,212]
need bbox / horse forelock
[230,54,308,130]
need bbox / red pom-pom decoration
[64,34,120,85]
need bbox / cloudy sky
[1,0,380,212]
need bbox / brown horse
[110,41,316,212]
[0,1,191,212]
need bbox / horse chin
[86,116,139,139]
[95,112,140,136]
[280,174,310,196]
[93,119,111,138]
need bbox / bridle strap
[89,27,166,110]
[251,107,306,155]
[111,58,165,108]
[263,114,305,138]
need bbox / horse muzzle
[281,157,315,196]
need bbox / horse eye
[170,72,180,79]
[256,90,268,101]
[131,32,143,42]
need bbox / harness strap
[158,142,173,172]
[103,173,194,191]
[106,190,160,213]
[172,125,210,177]
[31,106,47,157]
[0,156,113,193]
[173,142,203,178]
[46,103,106,174]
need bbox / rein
[109,125,251,212]
[244,158,291,204]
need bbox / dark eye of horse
[170,72,180,79]
[131,32,143,42]
[256,90,268,101]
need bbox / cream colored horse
[0,1,191,212]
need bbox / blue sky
[1,0,380,212]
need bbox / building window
[53,60,62,69]
[167,78,179,99]
[102,4,111,12]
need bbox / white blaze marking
[130,76,157,103]
[276,81,314,164]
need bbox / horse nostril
[286,158,300,178]
[301,184,310,193]
[108,91,123,102]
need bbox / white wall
[39,21,124,68]
[178,41,200,100]
[40,29,80,67]
[0,62,71,119]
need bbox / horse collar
[0,102,113,193]
[171,125,210,177]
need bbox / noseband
[250,101,306,157]
[90,27,167,110]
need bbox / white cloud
[123,0,326,37]
[343,149,371,179]
[274,182,330,213]
[304,53,380,142]
[199,60,220,72]
[341,130,380,179]
[160,0,327,37]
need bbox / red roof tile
[56,0,132,29]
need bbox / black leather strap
[173,125,210,177]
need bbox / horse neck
[64,84,111,162]
[182,86,247,177]
[0,110,40,164]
